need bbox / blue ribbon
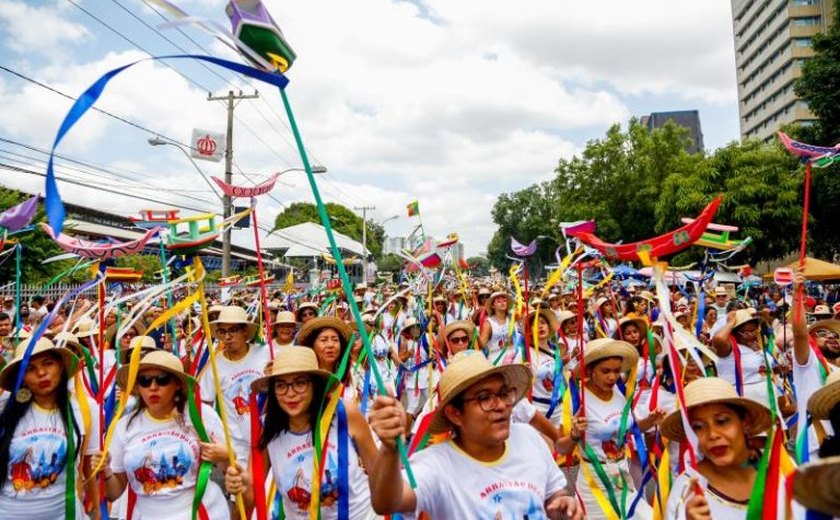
[337,400,349,520]
[44,55,289,234]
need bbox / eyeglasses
[461,387,517,412]
[274,377,311,395]
[816,329,840,340]
[448,334,470,345]
[137,373,174,388]
[300,310,316,317]
[736,328,758,338]
[216,326,244,336]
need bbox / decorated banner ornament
[0,194,39,232]
[569,195,722,261]
[40,223,163,259]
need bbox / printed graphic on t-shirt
[534,359,556,394]
[9,428,66,494]
[125,430,195,495]
[282,439,339,513]
[224,369,261,416]
[478,480,546,519]
[594,410,624,461]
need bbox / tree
[114,255,162,283]
[466,256,490,276]
[273,202,384,258]
[376,254,403,273]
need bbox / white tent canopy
[261,222,365,258]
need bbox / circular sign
[774,267,794,287]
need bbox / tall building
[383,236,407,255]
[640,110,704,153]
[732,0,835,141]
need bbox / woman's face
[274,373,313,418]
[274,323,296,343]
[690,403,751,468]
[24,352,63,398]
[587,357,623,394]
[313,328,342,370]
[137,368,179,414]
[735,322,759,348]
[537,316,550,341]
[493,296,509,313]
[562,319,576,336]
[636,300,648,313]
[105,311,117,326]
[623,324,641,346]
[705,308,717,324]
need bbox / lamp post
[147,136,326,273]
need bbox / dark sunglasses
[448,334,470,345]
[137,373,174,388]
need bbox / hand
[685,478,711,520]
[545,493,583,520]
[199,436,228,463]
[369,394,407,450]
[792,267,806,290]
[570,412,587,441]
[225,463,248,495]
[648,408,667,427]
[89,451,112,478]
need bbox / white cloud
[0,0,740,257]
[0,1,90,55]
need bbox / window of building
[792,16,821,26]
[795,37,813,46]
[792,0,817,5]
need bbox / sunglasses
[816,329,840,340]
[448,334,470,345]
[137,373,174,388]
[216,326,244,336]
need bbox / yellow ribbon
[144,290,200,335]
[580,459,621,520]
[74,372,92,505]
[653,438,670,520]
[309,383,343,518]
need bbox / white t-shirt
[486,315,511,362]
[266,418,372,520]
[0,395,99,520]
[408,423,567,518]
[400,338,431,391]
[199,344,269,464]
[667,472,747,520]
[110,404,228,519]
[584,387,634,462]
[793,347,836,460]
[715,343,775,408]
[529,347,564,426]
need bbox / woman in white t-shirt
[297,316,357,398]
[224,346,378,520]
[662,377,773,520]
[557,338,665,519]
[479,290,512,363]
[524,309,565,427]
[0,337,98,520]
[90,350,231,520]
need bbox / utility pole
[354,205,375,284]
[207,90,259,276]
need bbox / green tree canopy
[273,202,384,259]
[489,121,807,268]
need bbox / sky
[0,0,741,258]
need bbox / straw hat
[251,346,338,393]
[399,317,422,337]
[618,316,647,335]
[811,305,834,319]
[807,369,840,420]
[72,318,98,339]
[119,336,158,366]
[640,291,655,302]
[732,309,759,331]
[809,319,840,338]
[0,337,80,391]
[210,306,258,340]
[444,320,475,340]
[477,287,491,297]
[105,322,144,346]
[297,316,353,347]
[792,455,840,516]
[522,308,558,335]
[295,302,319,321]
[594,297,611,310]
[660,377,773,442]
[714,286,728,297]
[116,349,193,391]
[557,310,577,326]
[428,351,532,434]
[582,338,639,372]
[272,311,297,327]
[53,332,84,357]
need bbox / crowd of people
[1,264,840,519]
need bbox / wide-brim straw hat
[399,317,421,336]
[118,335,158,366]
[210,306,258,340]
[582,338,639,372]
[295,302,320,321]
[444,320,475,340]
[640,291,655,302]
[0,337,80,391]
[297,316,353,346]
[485,290,510,310]
[661,377,773,442]
[53,331,85,357]
[428,351,532,434]
[792,455,840,516]
[618,316,648,336]
[272,311,298,327]
[251,346,338,393]
[594,297,611,309]
[811,305,833,319]
[105,322,145,346]
[116,349,193,392]
[522,308,558,334]
[807,369,840,420]
[72,318,98,339]
[732,309,759,331]
[557,310,577,326]
[809,319,840,338]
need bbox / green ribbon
[64,398,77,520]
[582,442,623,518]
[745,429,774,520]
[186,381,212,520]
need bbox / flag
[407,200,419,217]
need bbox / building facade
[640,110,704,153]
[732,0,835,141]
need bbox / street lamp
[148,136,327,274]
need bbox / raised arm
[791,268,811,366]
[367,395,417,514]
